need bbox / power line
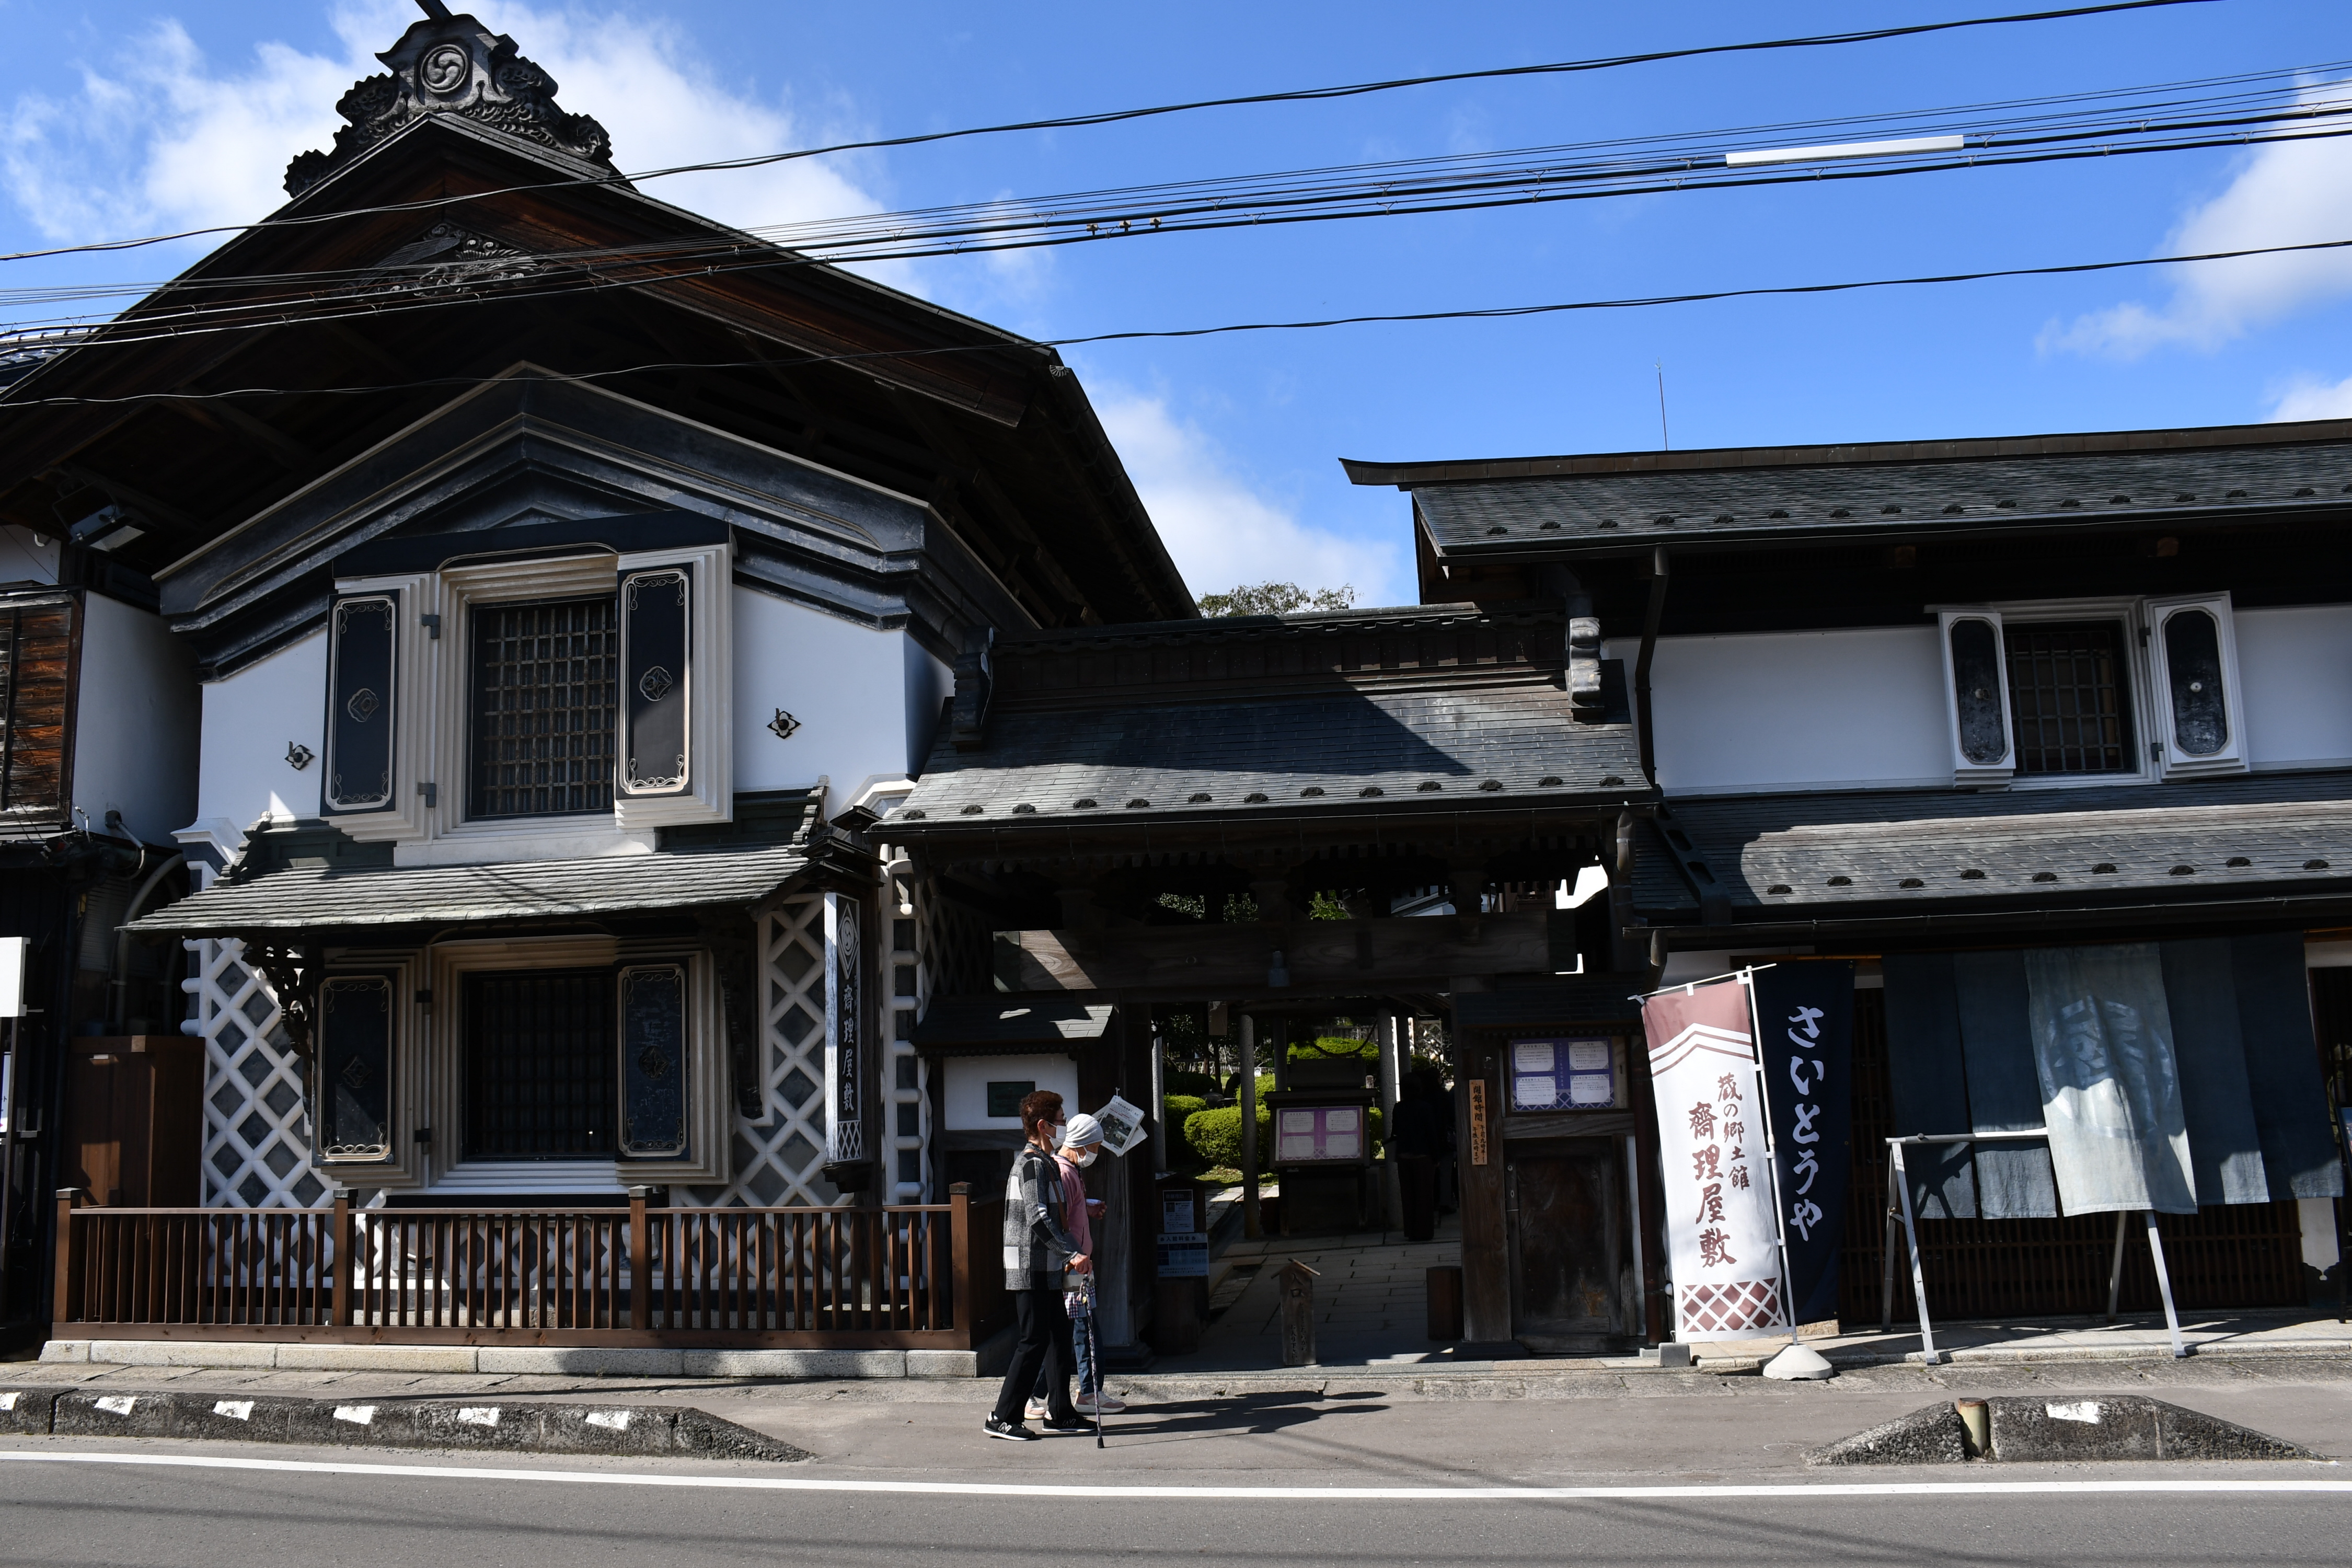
[10,99,2349,357]
[7,230,2343,412]
[0,0,2213,264]
[8,53,2341,321]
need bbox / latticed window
[2004,621,2135,775]
[469,595,618,817]
[464,970,615,1159]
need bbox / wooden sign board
[1467,1079,1490,1167]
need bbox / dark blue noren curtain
[2231,932,2346,1200]
[2158,939,2271,1205]
[1751,961,1855,1327]
[1953,950,2057,1218]
[1880,953,1978,1220]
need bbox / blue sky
[5,1,2351,606]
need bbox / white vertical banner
[823,891,863,1165]
[1642,976,1791,1342]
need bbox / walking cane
[1083,1271,1104,1449]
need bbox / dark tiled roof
[1632,771,2352,920]
[894,602,1650,832]
[1402,441,2352,558]
[128,839,812,935]
[913,994,1115,1055]
[896,687,1644,828]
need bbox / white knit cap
[1059,1112,1106,1148]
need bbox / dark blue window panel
[325,594,396,811]
[619,963,688,1158]
[619,566,690,796]
[319,975,393,1159]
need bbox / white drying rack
[1877,1131,2189,1365]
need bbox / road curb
[8,1386,806,1461]
[1807,1394,2317,1465]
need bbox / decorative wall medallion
[346,687,381,723]
[768,709,801,740]
[286,742,315,771]
[638,665,674,702]
[419,44,470,94]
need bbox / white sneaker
[1073,1392,1125,1415]
[1023,1398,1048,1421]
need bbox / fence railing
[51,1185,1008,1347]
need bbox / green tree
[1196,581,1356,617]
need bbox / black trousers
[993,1273,1077,1424]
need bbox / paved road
[3,1440,2349,1567]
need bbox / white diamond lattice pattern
[187,938,329,1209]
[688,898,836,1207]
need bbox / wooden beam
[994,913,1557,994]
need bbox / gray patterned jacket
[1002,1143,1081,1291]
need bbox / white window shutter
[1938,609,2014,787]
[2145,592,2247,777]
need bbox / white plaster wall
[942,1053,1080,1132]
[195,630,326,833]
[2235,604,2352,770]
[70,592,201,846]
[1613,626,1948,795]
[732,586,921,797]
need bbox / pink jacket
[1056,1152,1093,1259]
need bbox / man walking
[985,1089,1090,1441]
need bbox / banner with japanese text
[1642,978,1789,1341]
[1750,962,1856,1327]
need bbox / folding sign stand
[1877,1132,2189,1365]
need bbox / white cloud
[1,1,888,253]
[1093,387,1405,607]
[2044,80,2352,359]
[2264,371,2352,422]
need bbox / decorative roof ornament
[284,1,616,197]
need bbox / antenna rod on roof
[1655,362,1670,452]
[416,1,455,20]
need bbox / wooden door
[1506,1140,1627,1352]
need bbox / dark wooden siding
[0,595,76,818]
[1839,985,2308,1324]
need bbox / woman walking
[985,1090,1089,1441]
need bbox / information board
[1274,1105,1363,1163]
[1509,1037,1618,1111]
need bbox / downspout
[1633,545,1669,786]
[107,854,186,1035]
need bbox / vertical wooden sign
[1467,1079,1490,1166]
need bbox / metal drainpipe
[107,854,186,1035]
[1632,546,1670,786]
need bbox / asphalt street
[4,1358,2350,1565]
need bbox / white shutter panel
[2146,592,2247,777]
[1938,609,2014,787]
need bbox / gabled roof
[1343,419,2352,562]
[891,602,1651,838]
[2,19,1193,630]
[1631,771,2352,929]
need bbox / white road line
[2,1450,2348,1500]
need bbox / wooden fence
[52,1185,1010,1348]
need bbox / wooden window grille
[0,599,75,814]
[463,969,615,1159]
[468,594,618,818]
[2003,620,2136,775]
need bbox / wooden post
[949,1181,974,1345]
[1377,1014,1403,1231]
[52,1187,79,1325]
[1278,1259,1319,1366]
[628,1185,651,1331]
[1456,1034,1512,1344]
[1239,1014,1261,1240]
[330,1190,351,1327]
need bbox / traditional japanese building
[9,5,1189,1355]
[1347,421,2352,1329]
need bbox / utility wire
[10,101,2350,355]
[7,231,2344,412]
[6,54,2341,320]
[0,0,2214,263]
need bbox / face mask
[1046,1123,1066,1145]
[1075,1148,1099,1168]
